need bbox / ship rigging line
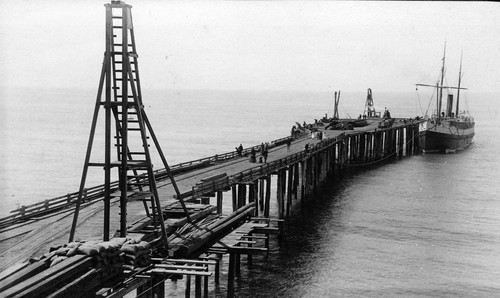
[415,88,425,115]
[421,87,436,117]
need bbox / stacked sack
[48,237,145,278]
[120,239,151,268]
[79,238,126,278]
[47,237,151,274]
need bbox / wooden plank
[3,255,92,298]
[155,264,208,271]
[0,261,48,292]
[45,268,102,298]
[156,259,216,266]
[97,276,150,298]
[150,269,212,276]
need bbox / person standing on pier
[262,145,269,163]
[250,147,256,163]
[236,144,243,156]
[286,138,291,150]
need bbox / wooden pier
[0,117,421,297]
[0,1,423,297]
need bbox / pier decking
[0,117,421,297]
[0,2,423,296]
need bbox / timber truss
[69,1,190,246]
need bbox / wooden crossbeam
[150,269,212,277]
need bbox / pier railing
[1,119,420,229]
[232,133,343,184]
[190,133,346,198]
[0,133,301,228]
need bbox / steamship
[416,47,475,153]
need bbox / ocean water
[2,88,500,296]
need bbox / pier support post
[376,131,383,160]
[407,125,413,156]
[156,278,165,298]
[413,123,420,154]
[359,133,366,163]
[312,154,318,192]
[231,186,237,212]
[137,279,152,298]
[259,178,265,214]
[249,181,257,216]
[195,275,202,298]
[238,184,246,208]
[398,127,404,158]
[227,253,236,298]
[264,176,271,218]
[185,275,191,298]
[293,163,299,201]
[216,191,223,214]
[392,128,397,156]
[276,170,284,219]
[367,132,372,161]
[300,160,305,203]
[286,166,293,217]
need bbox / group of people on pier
[236,120,324,165]
[236,142,269,163]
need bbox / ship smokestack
[446,94,454,117]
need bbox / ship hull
[419,120,474,153]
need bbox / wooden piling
[227,253,236,298]
[203,274,209,298]
[359,133,366,163]
[300,160,306,202]
[367,132,373,161]
[276,170,286,219]
[238,184,246,208]
[231,186,237,212]
[264,176,271,218]
[185,275,191,297]
[249,182,256,216]
[313,154,318,191]
[153,276,165,298]
[286,167,293,217]
[413,123,420,154]
[293,163,299,201]
[216,191,223,214]
[137,279,152,298]
[259,178,265,214]
[195,275,202,298]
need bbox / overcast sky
[1,0,499,93]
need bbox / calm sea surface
[1,88,499,296]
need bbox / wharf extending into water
[0,117,421,297]
[0,2,423,297]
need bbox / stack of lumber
[169,202,256,258]
[0,254,93,297]
[0,237,152,297]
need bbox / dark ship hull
[418,119,475,153]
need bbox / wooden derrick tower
[69,1,190,246]
[332,91,340,120]
[363,88,380,118]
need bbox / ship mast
[455,50,463,117]
[438,42,446,121]
[416,44,467,117]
